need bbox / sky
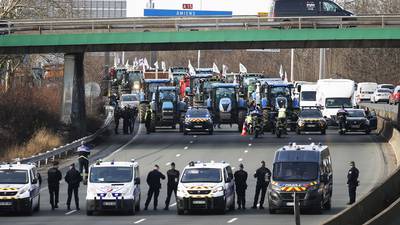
[127,0,273,17]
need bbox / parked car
[370,88,392,103]
[389,86,400,105]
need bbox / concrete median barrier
[322,115,400,225]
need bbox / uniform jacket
[166,169,180,187]
[254,166,271,186]
[234,170,248,189]
[347,167,359,187]
[65,168,82,188]
[146,169,166,189]
[47,167,62,186]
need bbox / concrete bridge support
[61,53,87,138]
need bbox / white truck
[299,83,317,107]
[316,79,355,124]
[355,82,377,103]
[86,160,141,216]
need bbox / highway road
[0,124,393,225]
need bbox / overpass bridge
[1,15,399,135]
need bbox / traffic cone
[241,123,247,136]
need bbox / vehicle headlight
[184,118,191,123]
[365,120,370,125]
[298,120,305,126]
[16,186,30,198]
[319,119,326,126]
[212,186,224,193]
[271,184,281,191]
[177,187,188,197]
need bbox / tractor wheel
[150,112,157,132]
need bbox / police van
[176,161,235,215]
[267,143,333,214]
[86,160,141,215]
[0,162,41,215]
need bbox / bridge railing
[1,15,400,34]
[17,106,114,167]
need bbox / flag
[154,61,159,70]
[222,64,228,76]
[161,61,166,72]
[133,57,138,69]
[143,58,149,69]
[188,60,196,76]
[125,60,130,68]
[279,64,284,80]
[284,71,288,82]
[239,63,247,74]
[212,63,220,74]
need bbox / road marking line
[244,150,248,153]
[257,203,260,207]
[176,154,181,157]
[249,137,253,141]
[169,202,177,207]
[227,218,238,223]
[166,162,171,166]
[238,158,243,162]
[189,141,194,144]
[193,135,197,138]
[248,143,252,147]
[134,218,146,224]
[184,146,189,150]
[232,167,235,170]
[65,210,77,215]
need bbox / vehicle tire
[323,198,332,210]
[183,131,188,135]
[135,196,141,212]
[177,209,184,215]
[269,207,276,214]
[130,202,136,215]
[209,130,213,135]
[277,130,282,138]
[150,112,156,132]
[229,195,235,211]
[86,210,94,216]
[238,110,246,132]
[139,103,147,123]
[172,124,176,129]
[34,195,40,212]
[25,200,33,216]
[365,129,371,135]
[321,129,326,135]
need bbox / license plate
[103,201,116,206]
[351,125,360,128]
[286,202,294,206]
[192,200,206,205]
[306,124,316,127]
[194,125,203,128]
[0,202,12,206]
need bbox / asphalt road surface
[0,124,393,225]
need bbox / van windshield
[325,98,352,108]
[273,162,318,181]
[90,167,133,183]
[0,170,29,184]
[301,91,316,101]
[181,168,222,183]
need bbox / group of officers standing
[114,105,138,135]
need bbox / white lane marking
[65,210,77,215]
[249,137,253,141]
[134,218,146,224]
[176,154,181,157]
[248,143,252,147]
[189,141,194,144]
[184,146,189,150]
[105,123,142,160]
[257,203,260,207]
[166,162,171,166]
[169,202,177,207]
[210,160,215,163]
[227,218,238,223]
[244,150,248,153]
[193,135,197,138]
[308,138,312,141]
[238,158,243,162]
[232,167,235,170]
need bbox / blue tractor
[207,83,247,131]
[139,79,172,123]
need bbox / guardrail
[1,15,400,34]
[18,106,114,167]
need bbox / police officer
[347,161,359,205]
[114,106,121,134]
[65,163,82,210]
[144,165,166,210]
[164,162,180,210]
[252,161,271,209]
[145,105,152,134]
[122,106,130,134]
[337,105,348,133]
[234,163,248,209]
[47,161,62,210]
[77,141,90,184]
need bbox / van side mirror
[134,178,140,185]
[297,85,301,93]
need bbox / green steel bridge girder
[1,28,400,54]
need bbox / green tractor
[139,79,172,123]
[207,83,247,131]
[149,86,187,132]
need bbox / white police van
[0,162,41,215]
[86,160,141,215]
[176,161,235,215]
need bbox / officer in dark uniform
[337,105,348,132]
[47,161,62,210]
[77,141,90,184]
[114,106,121,134]
[144,165,166,210]
[145,105,152,134]
[234,163,248,209]
[65,163,82,210]
[252,160,271,209]
[347,161,359,205]
[122,106,129,134]
[164,162,180,210]
[128,107,138,134]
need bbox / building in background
[71,0,127,18]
